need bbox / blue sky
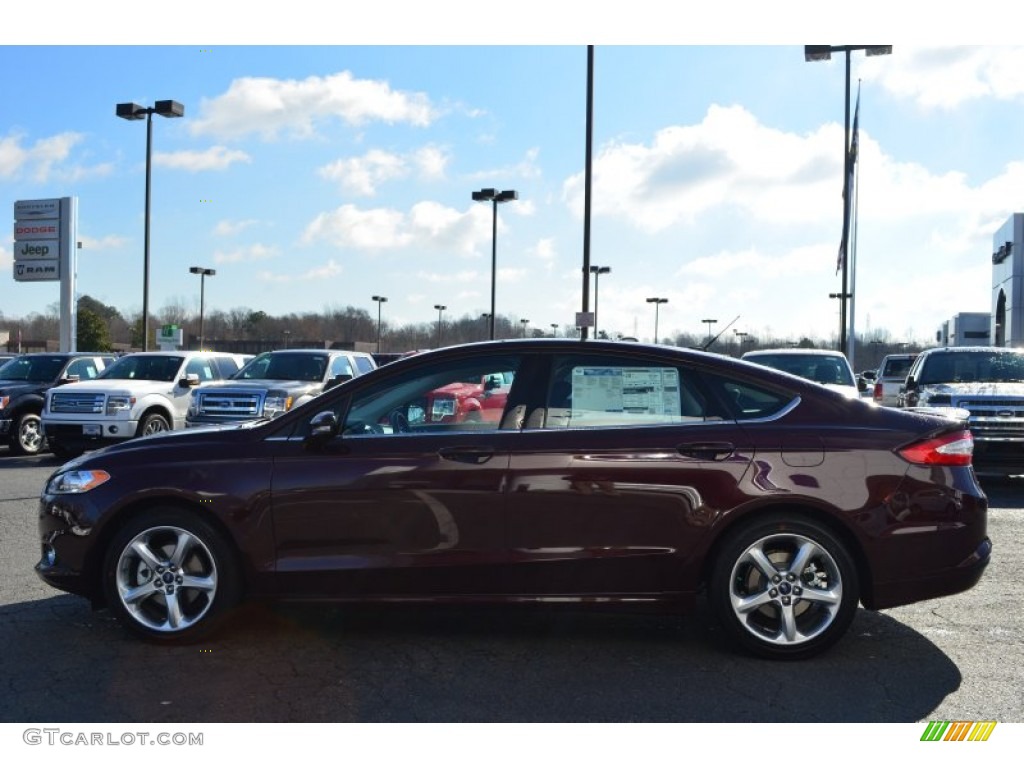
[5,4,1024,348]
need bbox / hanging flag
[837,86,861,274]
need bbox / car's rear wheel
[709,514,859,660]
[10,412,44,456]
[102,508,240,643]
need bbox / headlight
[46,469,111,495]
[106,395,135,415]
[263,391,293,419]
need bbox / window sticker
[570,367,681,417]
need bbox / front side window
[184,357,218,382]
[342,354,522,437]
[65,358,101,380]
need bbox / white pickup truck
[872,353,918,406]
[42,351,247,459]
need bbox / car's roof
[741,348,848,358]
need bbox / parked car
[186,349,377,428]
[872,353,918,406]
[41,351,248,459]
[0,352,115,455]
[898,345,1024,475]
[36,339,990,660]
[741,348,861,398]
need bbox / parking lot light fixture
[550,323,559,337]
[372,295,388,354]
[472,188,518,340]
[116,99,184,351]
[702,318,717,346]
[646,297,668,342]
[520,318,530,338]
[434,304,447,348]
[188,266,216,350]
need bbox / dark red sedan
[36,339,990,660]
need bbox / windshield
[918,351,1024,385]
[881,357,916,378]
[0,356,66,382]
[745,353,855,387]
[232,352,327,382]
[98,355,184,382]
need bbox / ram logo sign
[13,260,60,281]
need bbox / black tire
[137,412,171,437]
[101,507,241,643]
[10,412,45,456]
[709,513,859,660]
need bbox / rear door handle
[677,442,735,461]
[439,448,495,465]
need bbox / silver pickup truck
[872,353,918,406]
[186,348,376,427]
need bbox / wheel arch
[85,496,250,608]
[136,404,174,433]
[701,501,875,608]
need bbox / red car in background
[416,371,513,425]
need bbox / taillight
[898,430,973,466]
[873,381,883,402]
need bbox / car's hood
[198,379,319,392]
[921,382,1024,396]
[0,380,47,396]
[823,383,861,398]
[51,378,179,395]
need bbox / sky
[4,4,1024,350]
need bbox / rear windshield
[744,353,855,387]
[881,357,915,378]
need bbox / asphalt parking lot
[1,450,1022,723]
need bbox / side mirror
[59,374,81,385]
[307,410,339,443]
[179,373,201,388]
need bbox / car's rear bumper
[868,536,991,610]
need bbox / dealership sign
[14,222,60,240]
[15,241,55,260]
[14,261,60,280]
[14,198,60,220]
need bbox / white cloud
[302,201,492,255]
[318,145,450,196]
[79,234,128,250]
[213,243,278,264]
[189,71,438,141]
[468,147,542,183]
[153,146,251,171]
[214,219,259,236]
[257,259,343,284]
[0,131,84,182]
[861,46,1024,109]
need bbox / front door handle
[439,447,495,465]
[677,442,735,461]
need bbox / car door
[269,351,528,598]
[503,350,754,598]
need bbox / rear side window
[354,356,376,375]
[700,371,795,421]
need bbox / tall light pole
[481,313,492,341]
[550,323,559,337]
[646,297,668,343]
[734,329,749,356]
[472,188,517,340]
[520,318,530,338]
[590,265,611,338]
[372,295,387,354]
[804,45,891,365]
[116,99,185,351]
[702,318,717,347]
[433,304,446,348]
[189,266,216,350]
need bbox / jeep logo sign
[16,241,53,260]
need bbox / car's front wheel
[709,514,859,660]
[137,413,171,437]
[10,412,45,456]
[102,508,241,643]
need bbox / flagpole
[847,82,861,368]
